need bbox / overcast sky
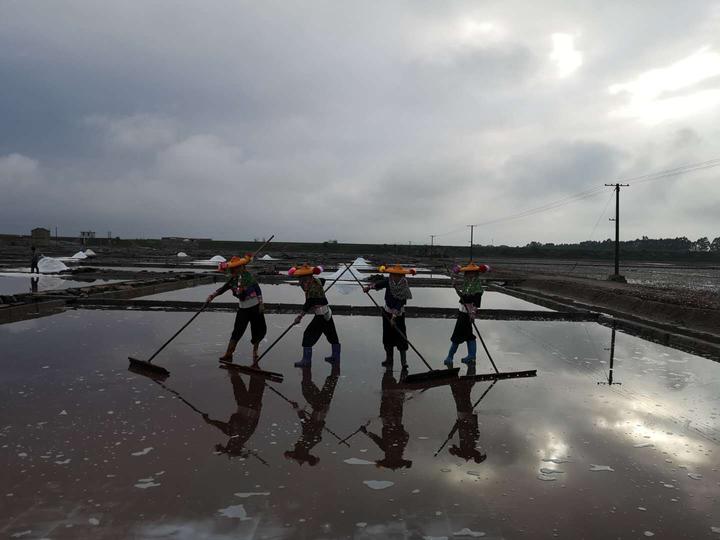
[1,1,719,246]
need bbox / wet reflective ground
[140,283,550,311]
[1,308,719,539]
[0,273,122,296]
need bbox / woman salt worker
[363,264,416,369]
[206,255,267,364]
[289,263,341,368]
[443,262,490,366]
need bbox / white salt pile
[260,254,276,260]
[84,249,96,257]
[71,251,87,259]
[209,255,226,263]
[176,252,188,258]
[38,257,69,274]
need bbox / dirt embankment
[500,271,720,341]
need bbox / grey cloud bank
[1,1,719,245]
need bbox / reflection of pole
[598,322,621,386]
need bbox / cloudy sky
[1,1,719,246]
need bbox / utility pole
[429,235,436,256]
[604,183,629,282]
[467,225,476,262]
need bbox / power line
[429,156,720,244]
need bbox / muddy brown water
[1,305,719,538]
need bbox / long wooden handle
[344,263,433,371]
[147,302,210,363]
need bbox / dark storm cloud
[1,1,720,244]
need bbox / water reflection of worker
[284,367,340,466]
[444,263,490,367]
[289,263,341,368]
[448,376,486,464]
[30,246,41,274]
[30,277,39,293]
[362,368,412,470]
[363,264,416,369]
[207,255,267,364]
[202,371,266,457]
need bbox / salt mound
[176,252,188,258]
[71,251,88,259]
[209,255,226,263]
[84,249,96,257]
[38,257,69,274]
[260,254,276,260]
[352,257,373,267]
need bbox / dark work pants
[302,315,339,347]
[230,304,267,344]
[382,314,408,351]
[451,312,476,344]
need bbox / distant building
[80,231,96,239]
[31,227,50,245]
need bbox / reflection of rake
[434,379,498,457]
[338,418,373,446]
[149,377,269,466]
[265,383,351,448]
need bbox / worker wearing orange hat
[289,264,341,368]
[363,264,416,369]
[444,263,490,367]
[207,255,266,364]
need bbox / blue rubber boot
[294,347,312,368]
[461,340,477,365]
[444,342,459,367]
[324,343,341,364]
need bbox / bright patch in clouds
[609,47,720,123]
[457,18,506,45]
[550,33,583,78]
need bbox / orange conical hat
[378,264,416,275]
[288,263,323,277]
[218,254,252,272]
[458,262,490,273]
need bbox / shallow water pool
[1,309,718,538]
